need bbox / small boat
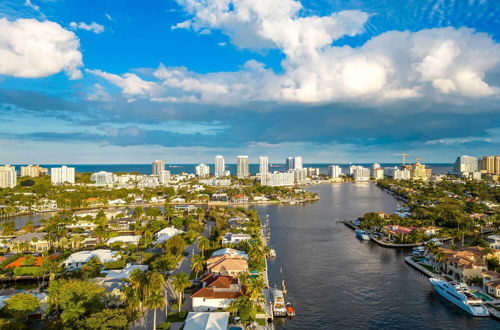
[355,229,370,241]
[286,303,295,317]
[269,249,276,258]
[272,287,287,317]
[429,278,489,317]
[412,246,425,256]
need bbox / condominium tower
[215,155,225,177]
[0,165,17,188]
[152,160,165,176]
[51,166,75,185]
[237,155,249,178]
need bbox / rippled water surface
[254,183,498,329]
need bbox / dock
[404,256,445,280]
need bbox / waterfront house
[206,255,248,276]
[171,197,186,203]
[221,232,251,245]
[211,248,248,259]
[228,217,249,229]
[231,194,249,203]
[482,270,500,295]
[174,205,197,212]
[487,235,500,250]
[9,232,49,252]
[66,220,98,231]
[106,235,141,246]
[184,312,229,330]
[191,276,244,312]
[62,249,119,270]
[428,247,488,282]
[419,226,439,236]
[154,226,184,244]
[485,280,500,298]
[74,209,122,219]
[210,193,229,202]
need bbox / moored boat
[286,303,296,317]
[429,278,489,317]
[355,229,370,241]
[272,288,287,317]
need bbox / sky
[0,0,499,164]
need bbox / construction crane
[394,153,409,166]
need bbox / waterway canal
[254,183,498,329]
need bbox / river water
[254,183,498,329]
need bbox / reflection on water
[253,183,498,330]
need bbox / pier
[404,256,445,280]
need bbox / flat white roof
[184,312,229,330]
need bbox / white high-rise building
[349,165,364,175]
[195,163,210,177]
[237,155,249,178]
[328,165,342,178]
[51,166,75,185]
[152,160,165,176]
[262,171,295,186]
[294,156,303,169]
[373,168,384,180]
[353,167,370,181]
[20,165,43,177]
[215,155,225,177]
[159,170,171,185]
[259,156,269,176]
[453,155,479,174]
[286,157,294,171]
[0,165,17,188]
[91,171,115,186]
[384,167,411,180]
[291,168,307,183]
[372,163,381,170]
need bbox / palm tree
[171,272,191,314]
[147,290,166,330]
[245,276,265,301]
[191,254,205,278]
[130,269,150,324]
[197,237,211,257]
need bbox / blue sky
[0,0,499,164]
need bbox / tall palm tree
[197,237,211,257]
[147,290,165,330]
[191,254,205,278]
[246,276,265,301]
[171,272,191,314]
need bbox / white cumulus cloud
[69,21,105,34]
[0,18,83,79]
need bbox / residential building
[191,277,244,312]
[294,156,303,169]
[137,175,159,188]
[453,155,479,174]
[214,155,225,177]
[307,167,320,176]
[62,249,119,270]
[481,155,500,175]
[0,165,17,188]
[221,233,251,245]
[211,248,248,259]
[210,193,229,202]
[231,194,249,203]
[159,170,171,185]
[373,168,384,180]
[236,155,249,178]
[428,247,488,282]
[353,167,370,181]
[328,165,342,179]
[207,255,248,276]
[9,232,49,252]
[91,171,115,186]
[195,163,210,177]
[51,166,75,185]
[199,179,231,186]
[106,235,141,246]
[291,168,307,183]
[107,218,135,231]
[184,312,230,330]
[20,165,44,177]
[286,157,294,171]
[262,171,294,186]
[152,160,164,176]
[372,163,381,170]
[404,160,431,180]
[154,226,183,244]
[259,156,269,177]
[384,167,411,180]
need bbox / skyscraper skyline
[152,160,164,176]
[215,155,225,177]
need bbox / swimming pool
[473,290,493,302]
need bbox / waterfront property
[206,255,248,276]
[221,232,251,245]
[191,275,244,312]
[184,312,230,330]
[9,232,49,252]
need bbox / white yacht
[429,278,489,317]
[272,287,287,317]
